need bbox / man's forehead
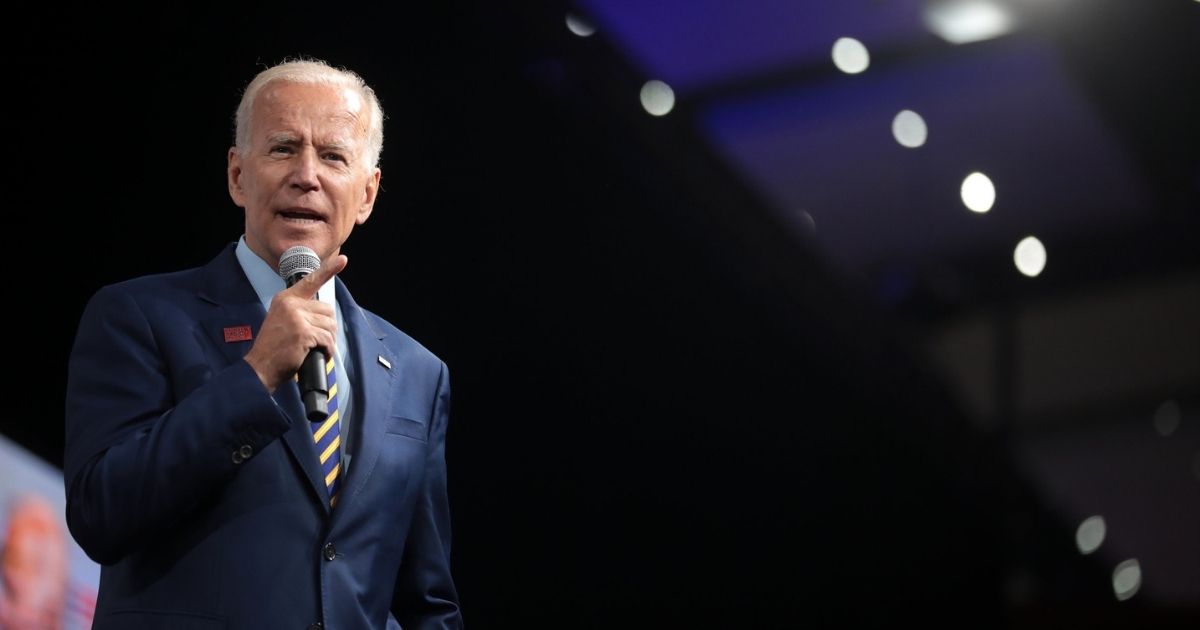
[254,82,366,132]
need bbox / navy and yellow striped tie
[311,357,343,507]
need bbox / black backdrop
[12,3,1130,627]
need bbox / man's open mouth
[278,209,324,222]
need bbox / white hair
[234,58,384,170]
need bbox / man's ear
[227,147,246,207]
[356,168,382,225]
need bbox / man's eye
[324,153,347,163]
[270,146,293,155]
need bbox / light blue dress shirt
[235,236,354,473]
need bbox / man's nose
[289,149,321,191]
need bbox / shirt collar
[235,236,336,312]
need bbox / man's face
[228,81,381,268]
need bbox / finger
[313,329,337,358]
[305,311,338,335]
[291,254,348,298]
[304,300,335,320]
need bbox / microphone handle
[300,347,329,422]
[286,270,330,422]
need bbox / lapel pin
[223,325,253,343]
[377,355,392,369]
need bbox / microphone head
[278,246,321,286]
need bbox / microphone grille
[278,246,321,282]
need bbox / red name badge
[223,325,253,343]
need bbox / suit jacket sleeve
[64,283,291,565]
[391,360,462,628]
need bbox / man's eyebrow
[265,132,300,145]
[320,141,353,153]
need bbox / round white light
[565,14,595,37]
[892,110,928,148]
[831,37,870,74]
[640,80,675,116]
[1112,559,1142,601]
[961,171,995,213]
[1075,516,1106,555]
[1013,236,1046,277]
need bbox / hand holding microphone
[243,247,347,420]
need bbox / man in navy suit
[64,59,462,629]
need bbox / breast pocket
[385,415,428,442]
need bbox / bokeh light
[1153,400,1181,437]
[924,0,1016,45]
[961,172,996,213]
[640,80,675,116]
[565,14,596,37]
[832,38,870,74]
[1075,516,1106,555]
[1112,559,1142,601]
[892,110,928,148]
[1014,236,1047,277]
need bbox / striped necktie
[311,356,343,507]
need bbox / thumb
[290,254,348,298]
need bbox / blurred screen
[0,435,97,630]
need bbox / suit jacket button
[323,542,336,561]
[307,623,323,630]
[239,444,253,459]
[231,450,244,464]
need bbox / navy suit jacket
[64,244,461,629]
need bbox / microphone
[278,246,330,422]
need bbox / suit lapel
[333,280,392,515]
[278,386,332,514]
[197,244,331,513]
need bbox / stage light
[1013,236,1046,277]
[1112,559,1142,601]
[1075,516,1106,555]
[1154,400,1181,437]
[640,80,675,116]
[892,110,928,148]
[961,172,995,213]
[831,37,870,74]
[923,0,1016,45]
[565,14,595,38]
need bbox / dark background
[12,1,1199,627]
